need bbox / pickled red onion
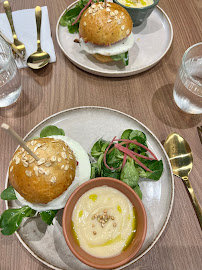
[115,144,153,172]
[72,0,93,26]
[114,138,158,160]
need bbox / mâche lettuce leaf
[91,138,109,158]
[120,158,139,188]
[133,185,142,200]
[1,186,17,200]
[40,210,58,225]
[0,206,36,235]
[111,52,129,66]
[40,125,65,138]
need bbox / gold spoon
[3,1,26,56]
[164,132,202,229]
[27,6,50,69]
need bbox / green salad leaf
[60,5,82,27]
[101,163,121,179]
[121,129,133,140]
[0,206,36,235]
[40,125,65,138]
[91,163,100,179]
[59,0,102,33]
[133,185,142,199]
[111,52,129,66]
[40,210,58,225]
[91,138,109,158]
[1,186,17,200]
[60,5,81,34]
[106,148,123,168]
[137,160,163,180]
[90,129,164,199]
[120,158,139,188]
[121,129,148,152]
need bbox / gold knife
[0,31,24,59]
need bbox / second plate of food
[56,0,173,77]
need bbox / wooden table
[0,0,201,269]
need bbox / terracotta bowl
[62,177,147,269]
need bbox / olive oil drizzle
[71,221,80,246]
[88,234,122,248]
[117,205,122,213]
[122,207,137,251]
[89,194,97,202]
[79,210,83,217]
[124,0,147,7]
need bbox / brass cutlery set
[1,1,50,69]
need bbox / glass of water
[173,42,202,114]
[0,37,22,107]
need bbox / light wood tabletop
[0,0,201,269]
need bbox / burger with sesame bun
[78,2,134,65]
[0,126,91,235]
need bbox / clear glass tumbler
[173,42,202,114]
[0,37,22,107]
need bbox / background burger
[0,127,91,235]
[79,2,134,65]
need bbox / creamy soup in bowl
[118,0,154,8]
[62,177,147,269]
[72,186,136,258]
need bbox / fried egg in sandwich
[79,2,134,64]
[9,136,91,211]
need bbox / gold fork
[0,31,24,59]
[3,1,26,56]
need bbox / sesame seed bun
[9,138,76,204]
[79,3,133,46]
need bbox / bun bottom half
[93,54,113,63]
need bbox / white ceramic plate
[56,1,173,77]
[6,107,174,270]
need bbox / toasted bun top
[79,2,133,46]
[9,137,76,204]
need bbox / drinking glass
[173,42,202,114]
[0,37,22,107]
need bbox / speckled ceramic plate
[56,1,173,77]
[6,106,174,270]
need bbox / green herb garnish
[40,125,65,138]
[1,186,17,200]
[40,210,58,225]
[0,206,36,235]
[111,52,129,66]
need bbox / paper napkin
[0,6,56,68]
